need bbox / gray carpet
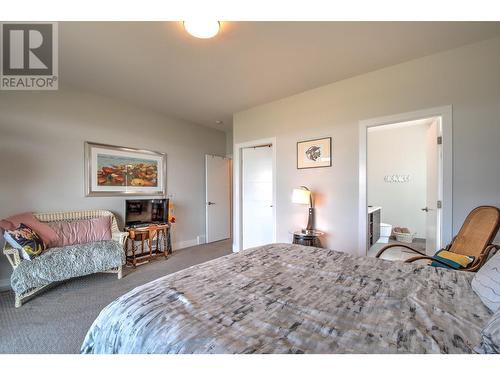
[0,239,232,354]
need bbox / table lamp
[292,186,315,234]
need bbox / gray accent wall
[0,87,226,288]
[234,36,500,255]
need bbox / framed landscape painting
[297,137,332,169]
[85,142,167,197]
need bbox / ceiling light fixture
[183,20,220,39]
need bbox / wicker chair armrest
[469,244,500,272]
[112,231,129,246]
[3,243,21,268]
[375,243,426,259]
[3,245,16,255]
[486,244,500,254]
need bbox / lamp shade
[292,188,311,205]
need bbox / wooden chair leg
[117,266,123,280]
[375,243,426,258]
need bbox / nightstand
[291,229,324,248]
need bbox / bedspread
[81,243,491,354]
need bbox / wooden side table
[125,223,172,267]
[291,229,324,248]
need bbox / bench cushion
[47,216,112,248]
[11,240,125,295]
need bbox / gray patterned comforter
[11,240,125,296]
[81,243,492,354]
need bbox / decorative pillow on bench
[47,216,112,248]
[0,212,59,247]
[3,223,45,260]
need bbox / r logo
[0,22,58,90]
[2,23,53,75]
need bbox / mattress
[81,243,491,354]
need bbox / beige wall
[367,123,428,238]
[0,87,226,288]
[234,36,500,255]
[225,129,233,156]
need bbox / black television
[125,198,169,228]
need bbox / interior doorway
[365,117,441,259]
[233,137,277,252]
[205,154,231,243]
[241,144,274,249]
[358,106,453,258]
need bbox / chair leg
[375,243,426,258]
[15,295,22,308]
[117,266,122,280]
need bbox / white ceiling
[60,22,500,131]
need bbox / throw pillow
[471,249,500,312]
[47,216,112,247]
[3,223,45,260]
[475,309,500,354]
[0,212,59,247]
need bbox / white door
[205,155,231,243]
[425,118,441,255]
[242,146,274,249]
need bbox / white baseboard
[173,238,199,251]
[197,235,206,245]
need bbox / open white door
[242,146,274,249]
[205,155,231,243]
[425,118,442,255]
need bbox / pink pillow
[48,216,112,248]
[0,212,59,247]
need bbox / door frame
[205,154,231,244]
[358,105,453,256]
[233,137,277,252]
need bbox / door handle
[421,207,430,212]
[207,202,215,205]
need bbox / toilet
[377,223,393,244]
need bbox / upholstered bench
[2,210,128,307]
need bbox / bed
[81,243,492,354]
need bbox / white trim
[173,238,199,251]
[358,105,453,257]
[233,137,277,252]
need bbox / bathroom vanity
[367,206,381,248]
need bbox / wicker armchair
[2,209,128,307]
[376,206,500,272]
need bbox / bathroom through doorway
[358,106,453,261]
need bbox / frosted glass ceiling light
[183,21,220,39]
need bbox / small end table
[291,229,325,248]
[125,223,172,267]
